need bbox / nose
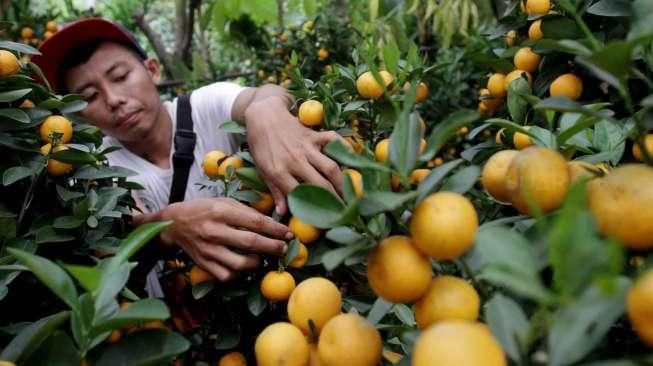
[104,87,126,111]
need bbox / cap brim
[31,18,146,93]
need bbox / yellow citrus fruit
[487,73,507,98]
[0,50,20,78]
[550,73,583,100]
[105,329,122,344]
[255,322,310,366]
[43,31,54,40]
[412,320,507,366]
[289,216,320,244]
[632,134,653,162]
[279,33,288,42]
[188,265,214,285]
[0,361,16,366]
[218,156,243,178]
[567,160,601,184]
[218,351,247,366]
[202,150,226,178]
[410,169,431,185]
[356,71,394,99]
[309,343,322,366]
[514,47,541,73]
[21,27,34,39]
[298,100,324,127]
[288,277,342,335]
[40,144,73,176]
[20,99,35,108]
[343,169,364,197]
[481,149,519,203]
[404,82,430,103]
[588,164,653,250]
[627,270,653,347]
[346,136,363,154]
[261,271,296,302]
[420,138,427,154]
[288,242,309,268]
[367,235,432,303]
[382,350,402,364]
[479,88,503,111]
[46,21,58,32]
[505,69,533,89]
[318,48,329,61]
[526,0,551,15]
[513,126,534,150]
[303,20,314,32]
[505,30,516,46]
[505,147,570,215]
[317,313,382,366]
[410,192,479,260]
[251,191,275,215]
[375,138,390,163]
[39,115,73,144]
[413,276,480,329]
[528,19,543,41]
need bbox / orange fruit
[404,82,430,103]
[627,270,653,346]
[375,138,390,162]
[487,73,507,98]
[317,48,329,61]
[0,50,20,78]
[298,100,324,127]
[217,156,243,178]
[588,164,653,250]
[43,31,54,40]
[410,169,431,185]
[505,147,570,215]
[632,134,653,162]
[343,168,364,197]
[251,191,275,215]
[505,70,533,89]
[45,21,58,32]
[526,0,551,15]
[410,192,478,260]
[288,242,309,268]
[367,235,432,303]
[479,88,503,111]
[567,160,601,184]
[514,47,541,73]
[39,115,73,144]
[40,144,73,176]
[21,27,34,39]
[513,126,534,150]
[218,351,247,366]
[356,71,394,99]
[528,19,543,41]
[413,276,480,329]
[288,277,342,335]
[289,216,320,244]
[550,73,583,100]
[345,136,363,154]
[20,99,35,108]
[261,271,296,302]
[202,150,226,178]
[317,313,382,366]
[189,265,214,285]
[412,321,506,366]
[255,322,310,366]
[481,149,519,202]
[105,329,122,344]
[505,30,516,47]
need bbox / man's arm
[230,84,347,215]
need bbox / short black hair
[57,40,147,94]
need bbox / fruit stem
[573,13,601,51]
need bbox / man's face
[64,42,163,142]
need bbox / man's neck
[121,104,172,169]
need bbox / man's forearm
[232,84,294,124]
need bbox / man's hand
[134,197,293,282]
[243,95,348,215]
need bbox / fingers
[268,184,288,216]
[198,243,261,271]
[194,256,234,282]
[307,149,343,195]
[268,172,299,200]
[223,201,292,241]
[314,130,348,149]
[222,227,288,256]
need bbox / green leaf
[507,77,531,123]
[628,0,653,40]
[214,328,241,350]
[441,165,481,194]
[390,111,422,177]
[51,148,97,164]
[93,299,169,333]
[0,41,41,55]
[548,277,630,366]
[236,167,267,192]
[587,0,631,17]
[0,88,32,102]
[535,97,617,124]
[74,166,137,179]
[383,36,400,77]
[63,264,101,292]
[247,286,267,316]
[324,140,390,172]
[325,227,364,245]
[359,191,418,216]
[592,119,625,165]
[7,249,79,312]
[219,121,246,135]
[0,108,30,124]
[423,110,479,161]
[322,241,368,271]
[95,329,190,366]
[52,216,84,229]
[533,39,591,57]
[288,184,347,229]
[469,52,515,73]
[0,311,70,364]
[485,294,529,362]
[106,222,171,272]
[22,330,79,366]
[367,297,393,325]
[416,159,465,202]
[576,42,633,91]
[3,166,34,186]
[393,304,416,326]
[59,100,87,114]
[539,16,584,39]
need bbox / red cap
[31,17,147,93]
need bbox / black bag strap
[169,93,196,204]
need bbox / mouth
[116,110,140,129]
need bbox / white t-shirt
[102,82,248,213]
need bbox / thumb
[269,184,287,216]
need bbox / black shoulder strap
[169,93,196,204]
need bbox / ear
[143,58,162,84]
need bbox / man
[32,18,345,283]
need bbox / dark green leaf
[93,299,169,333]
[325,227,364,245]
[106,222,171,272]
[587,0,631,17]
[288,184,347,229]
[0,89,31,102]
[324,140,390,172]
[322,242,368,271]
[0,108,30,124]
[470,52,515,73]
[236,167,267,192]
[540,16,584,39]
[628,0,653,40]
[0,41,40,55]
[359,191,418,216]
[416,159,465,202]
[74,166,137,179]
[0,311,70,364]
[441,165,481,194]
[367,297,393,325]
[22,331,79,366]
[214,328,241,350]
[507,77,531,123]
[485,294,529,362]
[63,264,101,292]
[95,330,190,366]
[393,304,416,326]
[423,110,480,161]
[37,98,66,110]
[533,39,591,56]
[247,286,267,316]
[219,121,246,135]
[383,36,400,76]
[576,42,633,90]
[51,148,97,164]
[2,166,34,186]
